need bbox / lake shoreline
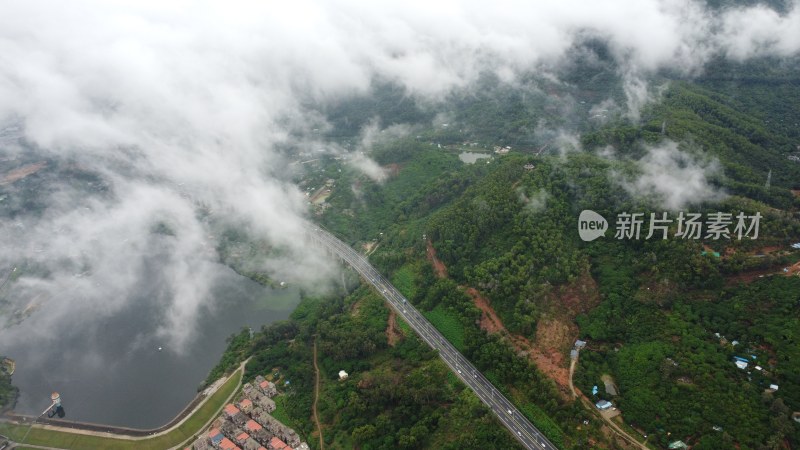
[0,262,300,429]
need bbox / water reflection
[0,263,300,428]
[458,152,491,164]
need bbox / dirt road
[312,337,325,450]
[570,356,649,450]
[568,357,578,399]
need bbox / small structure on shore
[0,357,14,375]
[46,391,65,418]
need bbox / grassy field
[268,394,298,431]
[0,367,242,450]
[394,313,414,337]
[391,264,418,300]
[423,305,466,351]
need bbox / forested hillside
[217,47,800,449]
[222,286,544,449]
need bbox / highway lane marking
[376,277,546,448]
[383,292,547,449]
[311,229,557,450]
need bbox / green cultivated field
[423,305,466,351]
[391,264,417,299]
[269,395,298,431]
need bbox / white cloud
[0,0,797,351]
[717,3,800,60]
[621,141,726,210]
[518,187,549,213]
[349,152,389,183]
[345,120,413,182]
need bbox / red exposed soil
[527,318,574,394]
[465,287,504,334]
[0,161,47,185]
[521,342,572,396]
[350,298,364,316]
[726,260,800,285]
[309,186,332,204]
[552,270,601,316]
[386,309,403,347]
[424,240,647,447]
[385,163,401,177]
[312,337,325,450]
[424,239,579,397]
[786,261,800,276]
[726,269,774,285]
[750,246,781,255]
[792,190,800,198]
[465,286,572,396]
[426,239,448,278]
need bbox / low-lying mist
[1,0,798,354]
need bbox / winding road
[306,224,558,450]
[312,336,325,450]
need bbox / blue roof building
[208,428,224,446]
[595,400,613,410]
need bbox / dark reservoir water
[0,264,301,429]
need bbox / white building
[595,400,613,410]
